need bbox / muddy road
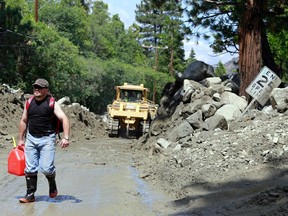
[0,138,178,216]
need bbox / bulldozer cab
[116,83,148,102]
[120,90,142,102]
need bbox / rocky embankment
[131,61,288,215]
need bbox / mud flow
[0,138,177,216]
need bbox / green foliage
[114,25,146,66]
[0,0,33,85]
[22,23,84,97]
[214,61,226,77]
[184,0,240,54]
[0,0,181,114]
[95,59,174,112]
[135,0,186,73]
[185,48,196,68]
[88,1,147,66]
[268,30,288,82]
[39,0,92,51]
[142,68,174,102]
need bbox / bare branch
[204,0,238,6]
[204,0,223,4]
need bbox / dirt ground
[132,114,288,215]
[2,85,288,215]
[1,137,180,216]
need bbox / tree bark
[238,0,263,97]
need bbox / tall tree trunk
[238,0,263,98]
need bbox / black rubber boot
[46,173,58,198]
[19,175,37,203]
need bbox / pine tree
[183,0,288,97]
[185,48,196,67]
[135,0,186,73]
[215,61,226,77]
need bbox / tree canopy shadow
[167,156,288,216]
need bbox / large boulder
[175,60,215,82]
[270,87,288,112]
[220,72,240,94]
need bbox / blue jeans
[25,132,56,176]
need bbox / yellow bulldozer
[107,83,158,138]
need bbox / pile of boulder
[145,60,288,150]
[131,61,288,215]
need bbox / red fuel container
[8,145,26,176]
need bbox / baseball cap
[32,78,49,88]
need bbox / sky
[101,0,237,66]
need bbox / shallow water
[0,139,174,216]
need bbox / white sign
[246,66,281,106]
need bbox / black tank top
[28,96,55,135]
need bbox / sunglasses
[33,85,45,90]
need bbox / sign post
[238,66,281,120]
[245,66,281,106]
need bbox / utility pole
[141,45,168,71]
[35,0,38,22]
[169,48,174,75]
[141,45,168,103]
[154,46,158,71]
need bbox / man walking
[17,78,70,203]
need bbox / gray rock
[167,121,193,142]
[203,115,228,131]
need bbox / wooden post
[154,46,158,71]
[153,80,156,103]
[35,0,38,22]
